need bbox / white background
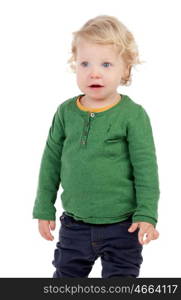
[0,0,180,278]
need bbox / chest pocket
[103,123,127,159]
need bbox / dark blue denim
[52,212,143,278]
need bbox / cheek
[76,73,86,87]
[112,72,122,85]
[106,74,119,85]
[77,69,85,79]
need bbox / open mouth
[89,84,104,89]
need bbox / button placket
[80,112,95,145]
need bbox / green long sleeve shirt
[32,93,160,226]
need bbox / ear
[120,65,131,85]
[125,64,131,78]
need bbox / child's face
[75,37,127,100]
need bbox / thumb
[49,221,56,231]
[128,222,139,232]
[153,229,159,240]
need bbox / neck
[81,93,121,108]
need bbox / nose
[89,66,101,78]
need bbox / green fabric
[32,94,160,226]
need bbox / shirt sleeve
[32,105,65,220]
[127,105,160,227]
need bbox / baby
[33,15,160,278]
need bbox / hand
[38,219,56,241]
[128,222,159,245]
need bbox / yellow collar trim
[76,95,121,112]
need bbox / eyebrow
[79,58,114,61]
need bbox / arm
[32,105,65,220]
[127,105,160,227]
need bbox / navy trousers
[52,212,143,278]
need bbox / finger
[128,223,139,232]
[39,222,54,241]
[143,232,153,245]
[152,229,159,240]
[44,224,54,240]
[43,229,54,241]
[138,228,151,245]
[138,229,145,245]
[142,227,155,244]
[38,228,52,240]
[49,221,56,230]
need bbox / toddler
[33,15,160,278]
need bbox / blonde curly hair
[67,15,144,86]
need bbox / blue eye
[80,62,111,68]
[103,62,111,67]
[81,62,88,67]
